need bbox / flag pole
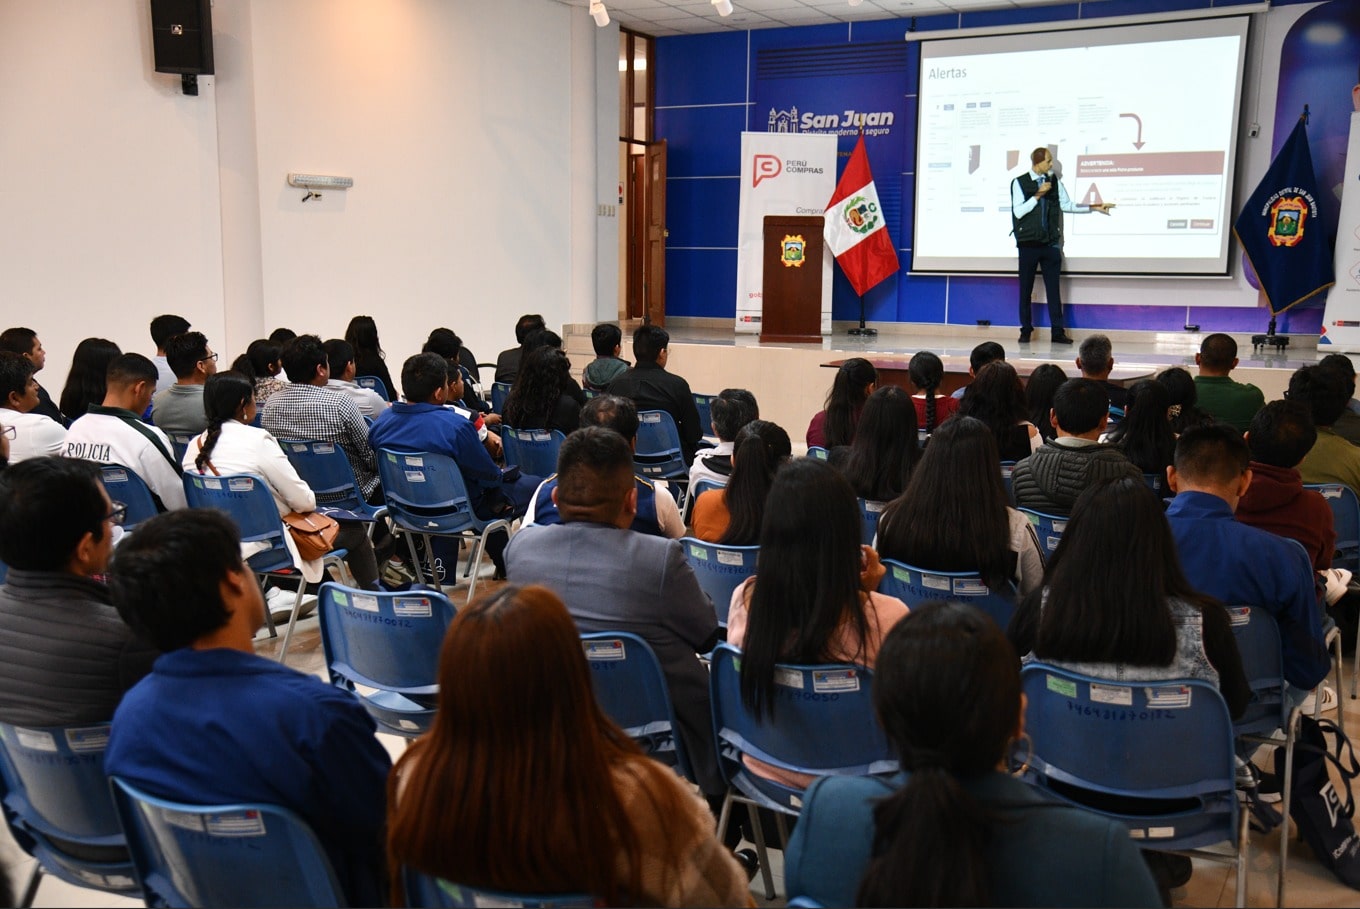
[1251,105,1310,355]
[845,125,877,338]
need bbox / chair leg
[775,812,791,850]
[1235,802,1250,909]
[1331,629,1345,735]
[1352,618,1359,700]
[257,575,277,638]
[1278,710,1298,909]
[715,790,733,848]
[404,532,427,587]
[465,533,486,604]
[277,583,306,666]
[19,865,41,909]
[747,801,776,900]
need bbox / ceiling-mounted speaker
[150,0,214,76]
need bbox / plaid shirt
[262,383,378,497]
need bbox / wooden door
[644,141,667,326]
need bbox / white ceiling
[555,0,1112,38]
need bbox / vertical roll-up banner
[736,131,838,334]
[1321,112,1360,351]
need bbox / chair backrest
[692,392,716,438]
[0,558,7,585]
[581,632,693,781]
[857,498,887,545]
[1143,472,1166,497]
[1304,482,1360,571]
[634,410,687,480]
[182,473,295,573]
[1020,663,1237,847]
[502,427,566,478]
[354,375,391,401]
[375,449,481,535]
[680,537,758,627]
[807,446,828,461]
[878,558,1017,628]
[1000,460,1017,505]
[490,382,512,415]
[99,464,161,529]
[317,583,456,736]
[279,439,378,518]
[401,868,593,908]
[1226,604,1293,738]
[709,643,896,785]
[166,433,194,466]
[681,476,726,524]
[0,722,136,893]
[109,777,346,908]
[1017,507,1066,560]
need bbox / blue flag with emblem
[1233,112,1334,316]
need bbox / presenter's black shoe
[1051,333,1074,345]
[1018,330,1032,343]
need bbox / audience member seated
[1291,364,1360,496]
[1103,379,1176,479]
[147,314,190,393]
[0,327,63,425]
[63,353,185,510]
[149,331,217,436]
[0,457,157,726]
[1237,400,1335,573]
[494,313,545,385]
[583,322,631,391]
[832,385,920,504]
[503,347,581,433]
[608,325,704,464]
[58,337,121,425]
[104,510,391,906]
[689,388,758,488]
[949,341,1005,400]
[1165,424,1330,705]
[422,328,495,421]
[1318,354,1360,446]
[0,418,9,469]
[691,420,791,545]
[0,351,66,462]
[1193,333,1264,431]
[726,458,907,788]
[1012,378,1141,515]
[524,395,684,539]
[370,353,538,577]
[877,416,1043,596]
[387,584,751,907]
[505,427,723,799]
[1024,362,1067,443]
[805,357,875,450]
[322,338,389,419]
[784,602,1161,908]
[230,338,288,407]
[958,361,1041,461]
[183,372,380,590]
[1076,334,1128,414]
[263,335,379,501]
[268,327,297,345]
[906,351,957,436]
[345,314,397,402]
[1157,366,1214,435]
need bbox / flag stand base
[1251,317,1290,354]
[847,293,877,337]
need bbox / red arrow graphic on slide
[1120,113,1145,150]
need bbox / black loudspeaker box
[150,0,214,75]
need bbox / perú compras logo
[842,195,879,234]
[753,155,782,188]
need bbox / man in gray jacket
[0,457,157,726]
[1012,378,1141,515]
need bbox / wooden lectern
[760,215,824,343]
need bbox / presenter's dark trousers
[1018,244,1065,335]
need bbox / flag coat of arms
[1233,115,1334,316]
[825,133,899,297]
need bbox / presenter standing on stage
[1011,147,1113,345]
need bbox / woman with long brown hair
[387,584,752,907]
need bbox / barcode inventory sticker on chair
[716,550,745,566]
[1046,675,1077,698]
[812,669,861,693]
[865,500,885,513]
[228,478,253,493]
[921,573,951,591]
[584,640,626,661]
[404,455,424,467]
[1089,682,1133,707]
[314,442,335,454]
[405,471,426,483]
[774,668,805,689]
[66,726,111,753]
[1145,686,1192,709]
[687,543,709,560]
[104,468,128,482]
[351,593,380,613]
[204,810,267,837]
[953,578,989,596]
[204,477,222,490]
[160,808,205,832]
[1051,520,1067,533]
[393,597,433,618]
[1228,606,1251,628]
[13,728,56,752]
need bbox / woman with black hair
[907,351,957,437]
[784,601,1161,908]
[345,315,396,402]
[806,357,876,449]
[1156,366,1213,435]
[876,416,1043,596]
[690,420,790,544]
[1023,362,1067,443]
[59,337,121,422]
[957,360,1040,461]
[501,347,581,433]
[230,338,287,407]
[1104,380,1176,478]
[838,386,920,503]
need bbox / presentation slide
[911,16,1250,276]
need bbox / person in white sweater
[0,351,66,463]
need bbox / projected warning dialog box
[1072,152,1226,240]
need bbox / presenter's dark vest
[1012,173,1062,247]
[532,474,665,537]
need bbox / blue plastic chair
[490,382,512,415]
[680,476,726,526]
[1000,460,1017,505]
[401,868,593,908]
[0,559,7,585]
[693,392,716,440]
[1143,471,1167,497]
[581,631,694,782]
[278,438,389,530]
[1017,507,1066,561]
[709,643,896,899]
[806,446,828,461]
[857,498,887,545]
[634,410,688,484]
[1019,664,1248,908]
[681,537,758,628]
[163,432,194,466]
[1304,482,1360,572]
[355,375,391,402]
[109,777,347,908]
[99,464,161,529]
[183,472,349,661]
[0,723,138,907]
[877,558,1017,628]
[375,449,512,604]
[501,427,566,479]
[317,582,456,738]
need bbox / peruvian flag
[824,133,899,296]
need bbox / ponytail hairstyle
[230,339,282,385]
[856,601,1021,907]
[195,372,255,474]
[719,420,791,545]
[823,358,877,448]
[908,351,944,435]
